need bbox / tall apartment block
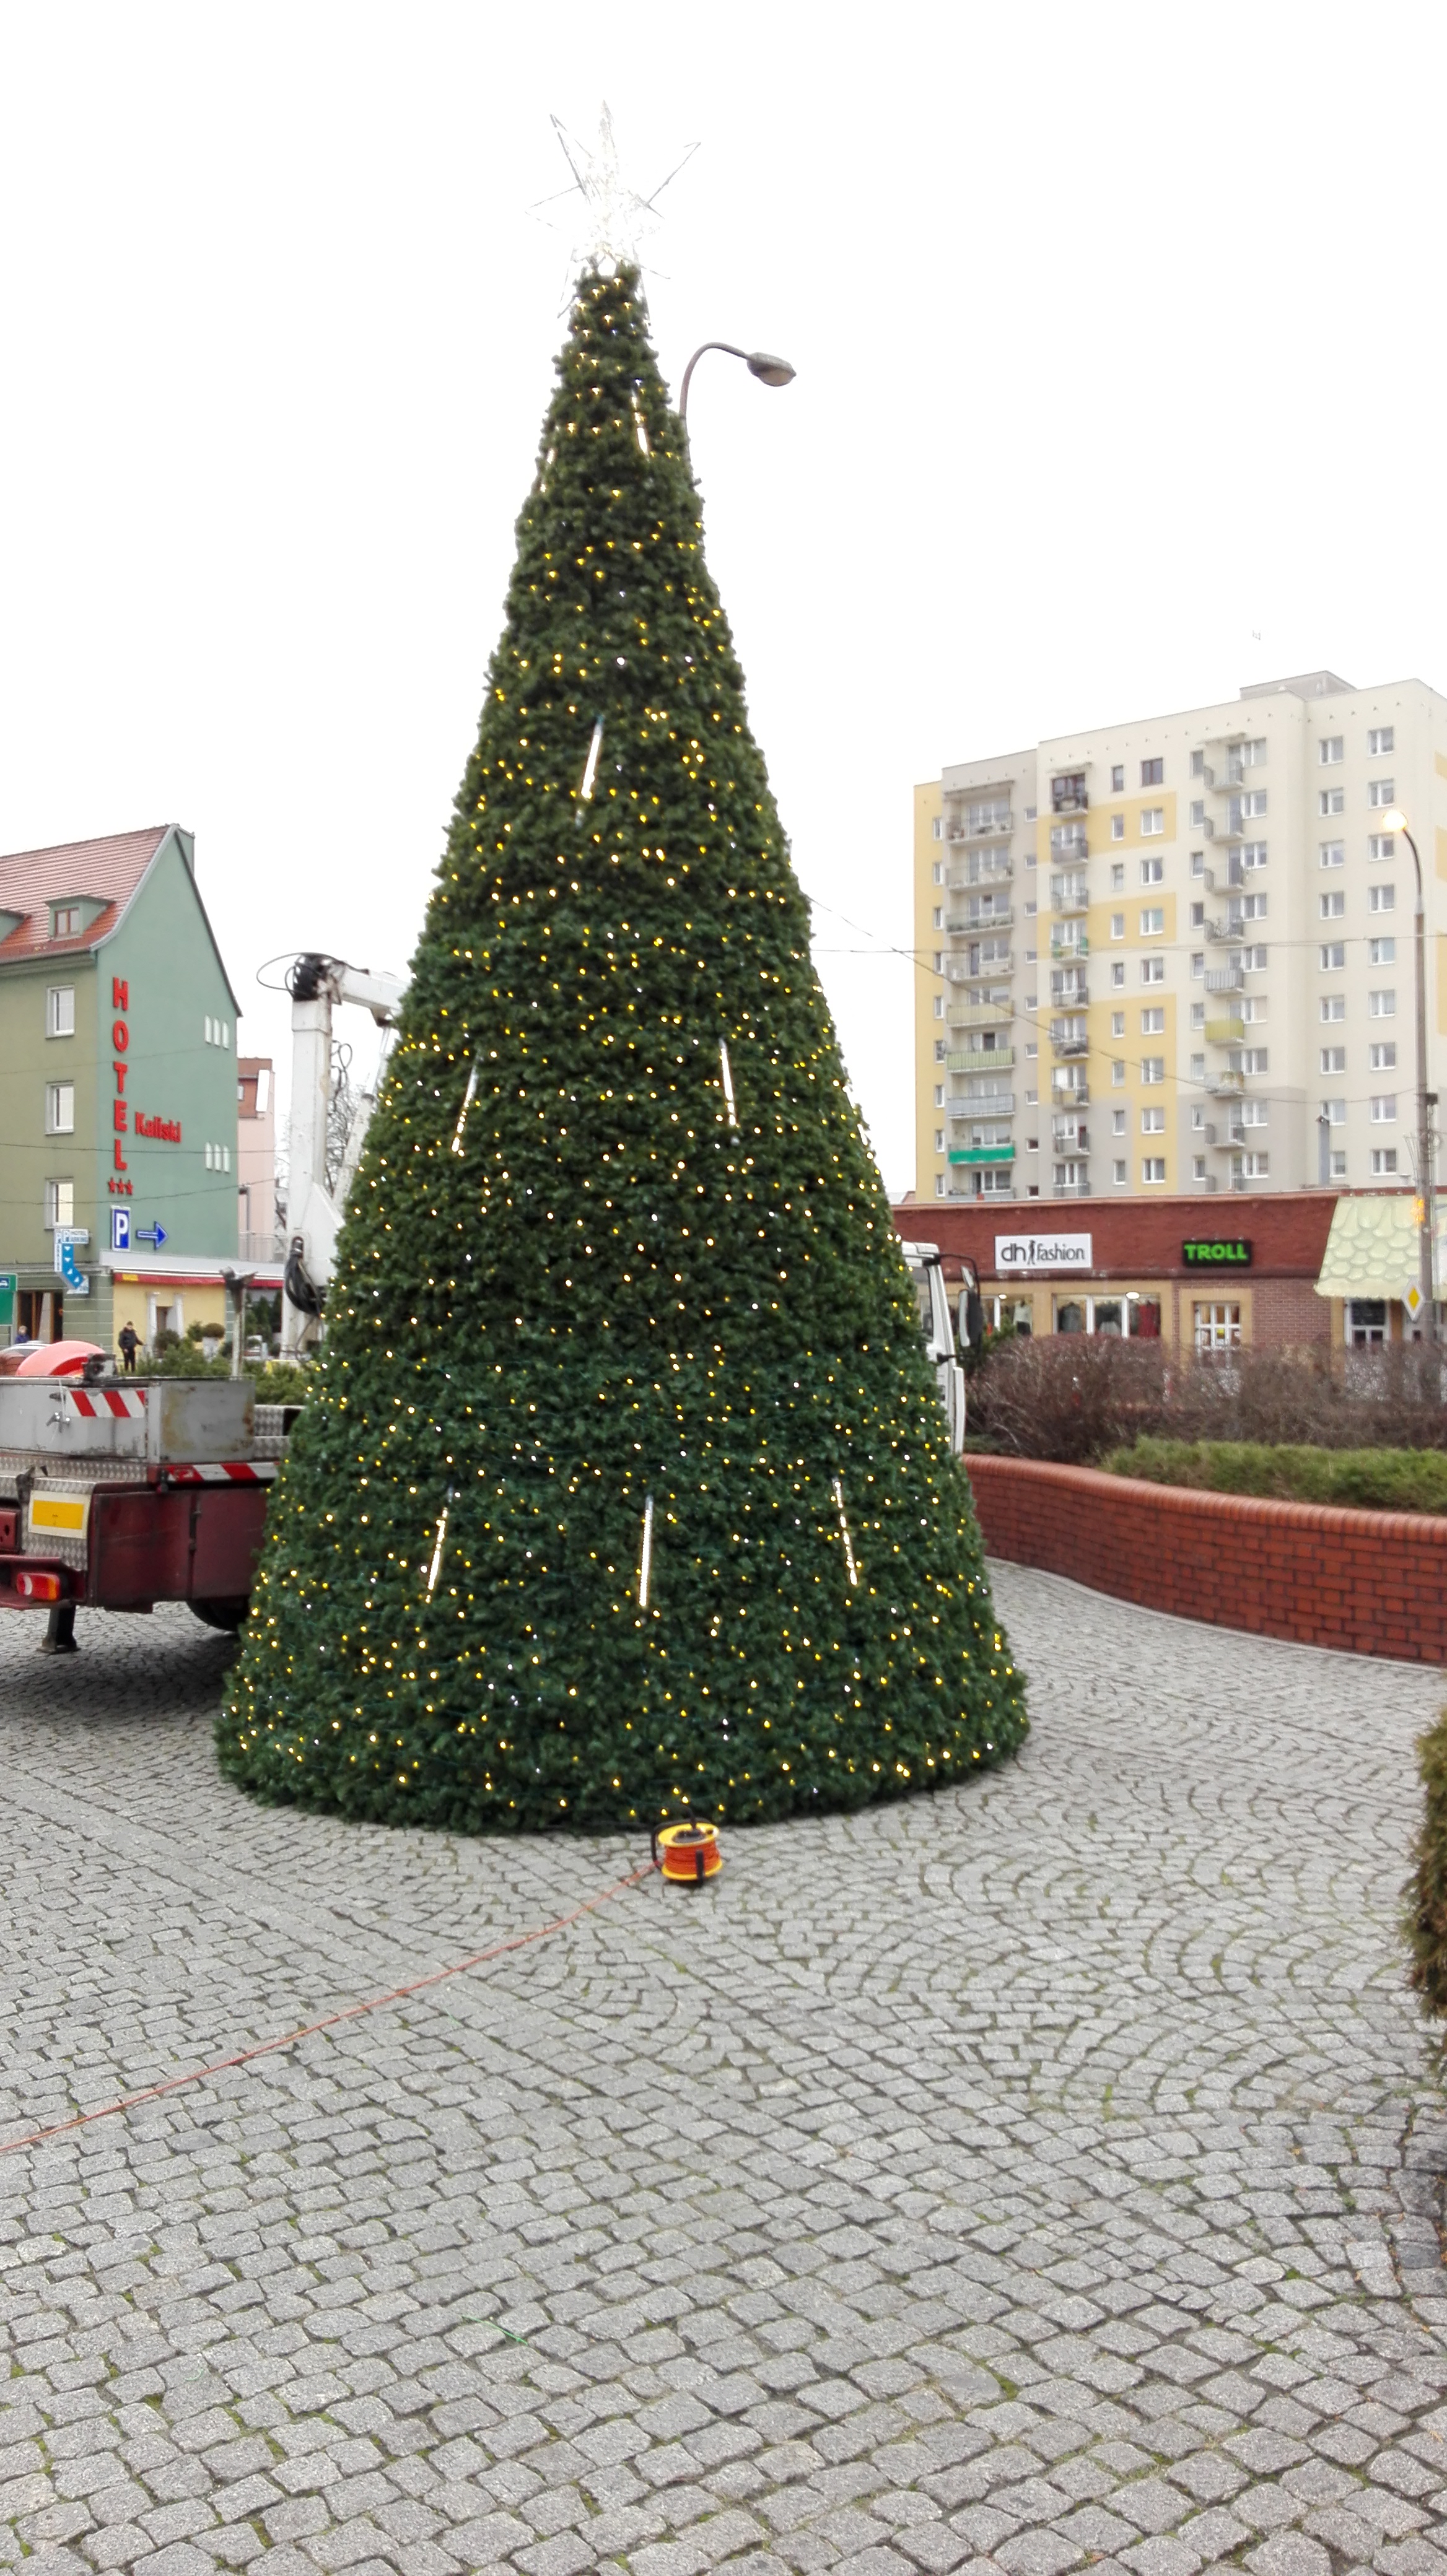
[912,670,1447,1201]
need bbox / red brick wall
[967,1455,1447,1664]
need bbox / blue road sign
[111,1207,131,1253]
[134,1224,168,1249]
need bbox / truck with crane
[0,960,966,1647]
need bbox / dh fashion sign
[994,1234,1092,1273]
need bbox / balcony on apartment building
[1050,870,1090,913]
[945,1043,1015,1073]
[945,800,1013,845]
[946,999,1013,1030]
[1050,971,1088,1007]
[1050,1018,1089,1058]
[945,901,1014,933]
[1204,963,1244,993]
[1204,1016,1246,1046]
[950,1094,1015,1123]
[949,851,1013,890]
[1052,1170,1092,1198]
[949,1142,1016,1168]
[1204,1069,1246,1097]
[1051,774,1089,814]
[1050,929,1089,960]
[1048,827,1089,871]
[1051,1119,1090,1152]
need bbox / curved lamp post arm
[678,341,797,425]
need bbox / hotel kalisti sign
[107,977,182,1197]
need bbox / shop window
[1194,1302,1242,1352]
[1346,1299,1387,1348]
[1054,1300,1086,1335]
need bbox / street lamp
[678,341,796,426]
[1379,806,1437,1341]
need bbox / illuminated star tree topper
[538,103,698,281]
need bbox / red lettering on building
[131,1112,182,1144]
[112,1019,129,1053]
[112,1061,128,1094]
[111,978,128,1011]
[113,1138,128,1173]
[113,1102,128,1133]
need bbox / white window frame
[45,1080,74,1136]
[46,985,75,1039]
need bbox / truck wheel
[190,1598,250,1633]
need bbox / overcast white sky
[2,1,1445,1192]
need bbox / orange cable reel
[653,1820,723,1885]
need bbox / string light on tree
[219,252,1026,1834]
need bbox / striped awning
[1314,1193,1445,1300]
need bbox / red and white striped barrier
[68,1388,147,1420]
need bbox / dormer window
[51,903,82,939]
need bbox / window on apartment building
[1111,1011,1126,1036]
[1191,1106,1207,1131]
[1319,889,1345,918]
[1191,1001,1205,1029]
[1243,739,1268,767]
[1113,1160,1127,1185]
[1330,1147,1348,1178]
[933,1084,945,1108]
[1141,1006,1165,1033]
[1319,787,1345,816]
[1368,833,1396,860]
[1242,842,1268,871]
[1111,815,1125,842]
[1240,1100,1269,1128]
[932,861,944,884]
[1110,764,1124,792]
[1109,913,1124,940]
[1320,942,1346,969]
[1190,1051,1206,1079]
[1241,994,1267,1024]
[1110,863,1125,892]
[934,1128,945,1152]
[51,903,82,938]
[1190,850,1205,877]
[1321,995,1345,1021]
[1189,801,1204,827]
[1243,945,1268,972]
[933,996,944,1018]
[1319,736,1344,764]
[1368,727,1394,755]
[1112,1061,1127,1086]
[1191,953,1205,978]
[1113,1108,1127,1135]
[1141,758,1163,786]
[1370,1095,1397,1124]
[1369,989,1397,1016]
[933,1039,946,1062]
[1369,882,1395,913]
[1322,1097,1346,1125]
[1141,1106,1165,1134]
[1190,901,1205,928]
[932,907,942,929]
[1320,1046,1346,1074]
[43,1177,74,1229]
[1370,1042,1397,1069]
[1191,749,1205,777]
[1235,1152,1270,1181]
[1191,1155,1207,1180]
[1368,779,1395,807]
[1371,1148,1399,1176]
[934,1173,945,1198]
[45,986,74,1038]
[1241,892,1267,920]
[1369,937,1396,966]
[1319,841,1344,869]
[1141,956,1165,985]
[1111,960,1126,988]
[1141,1056,1165,1084]
[932,817,943,840]
[1140,856,1163,885]
[1243,1049,1269,1074]
[1140,907,1164,934]
[1237,791,1267,820]
[1140,807,1164,836]
[1142,1157,1166,1183]
[45,1081,74,1135]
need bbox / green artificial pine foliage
[221,262,1026,1832]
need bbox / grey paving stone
[0,1573,1442,2576]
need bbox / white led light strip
[832,1477,860,1588]
[450,1062,479,1156]
[637,1492,654,1608]
[719,1038,738,1126]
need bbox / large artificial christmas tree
[222,259,1026,1832]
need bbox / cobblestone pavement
[1,1567,1446,2576]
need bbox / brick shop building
[890,1188,1430,1351]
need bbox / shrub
[1407,1711,1447,2017]
[251,1360,310,1405]
[968,1335,1447,1466]
[1104,1437,1447,1515]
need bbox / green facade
[0,827,240,1344]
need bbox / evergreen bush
[1407,1710,1447,2017]
[219,262,1025,1835]
[1105,1438,1447,1515]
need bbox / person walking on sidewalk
[118,1320,139,1375]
